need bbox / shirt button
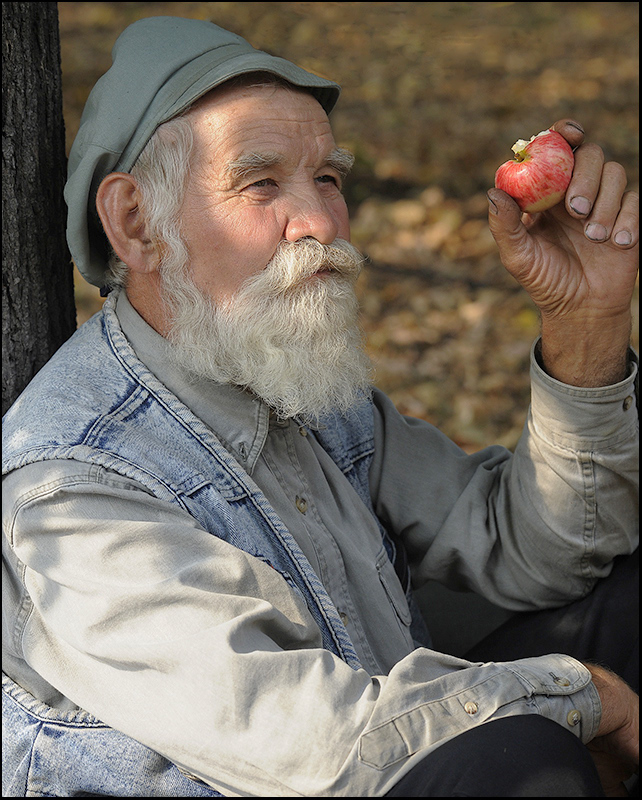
[298,426,308,437]
[554,676,571,687]
[464,701,478,715]
[339,611,349,626]
[295,496,308,514]
[567,709,582,727]
[623,396,633,411]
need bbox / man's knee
[385,715,603,797]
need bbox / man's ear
[95,173,158,273]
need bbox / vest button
[464,701,478,715]
[295,496,308,514]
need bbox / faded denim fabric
[2,675,221,797]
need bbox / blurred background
[59,1,639,453]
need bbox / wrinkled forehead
[186,82,336,171]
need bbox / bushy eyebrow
[226,146,355,184]
[226,151,286,182]
[325,147,355,181]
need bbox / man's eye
[249,178,277,189]
[316,174,339,186]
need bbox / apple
[494,129,574,213]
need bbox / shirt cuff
[357,654,601,770]
[506,654,602,744]
[529,339,638,449]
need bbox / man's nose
[283,195,340,245]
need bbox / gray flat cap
[65,16,341,288]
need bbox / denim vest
[2,293,429,797]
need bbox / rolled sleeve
[529,341,638,449]
[514,342,639,592]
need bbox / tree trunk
[2,1,75,416]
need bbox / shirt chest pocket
[375,547,413,627]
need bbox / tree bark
[2,1,75,416]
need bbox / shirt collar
[114,290,269,473]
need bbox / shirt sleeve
[370,343,639,610]
[3,459,602,797]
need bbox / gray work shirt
[3,290,638,796]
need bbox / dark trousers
[385,550,639,797]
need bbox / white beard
[160,238,373,426]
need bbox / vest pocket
[375,547,413,627]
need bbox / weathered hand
[584,663,639,797]
[487,120,639,386]
[488,119,638,319]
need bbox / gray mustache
[270,238,364,281]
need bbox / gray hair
[103,113,194,289]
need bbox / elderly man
[2,15,638,798]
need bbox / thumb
[487,188,534,276]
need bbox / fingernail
[569,196,592,216]
[566,121,585,134]
[614,230,632,246]
[487,193,498,214]
[585,223,608,241]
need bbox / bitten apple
[494,129,574,213]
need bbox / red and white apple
[494,129,574,213]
